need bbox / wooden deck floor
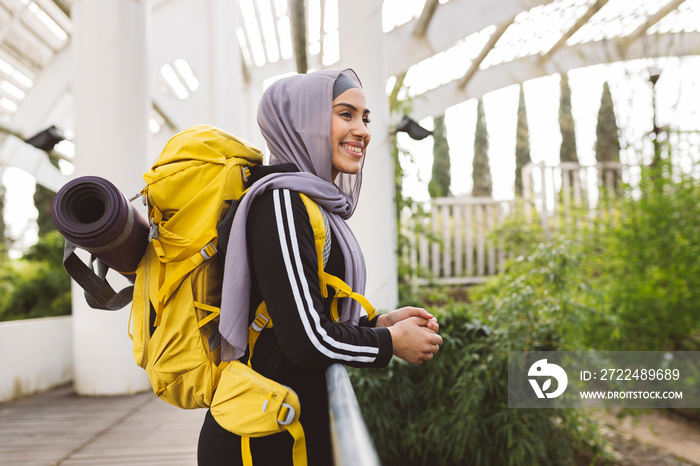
[0,384,206,465]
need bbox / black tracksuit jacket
[198,188,393,466]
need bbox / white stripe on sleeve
[272,189,377,363]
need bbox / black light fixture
[24,125,65,151]
[648,68,662,166]
[649,71,660,87]
[395,115,432,140]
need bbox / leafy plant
[585,158,700,350]
[488,198,545,260]
[0,230,71,321]
[351,241,610,465]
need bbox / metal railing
[326,364,380,466]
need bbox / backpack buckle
[277,403,295,426]
[200,242,217,260]
[242,166,251,184]
[251,313,270,333]
[148,218,158,242]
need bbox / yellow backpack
[130,125,305,464]
[130,124,375,466]
[130,124,259,409]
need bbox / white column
[71,0,151,395]
[338,1,398,311]
[209,0,246,134]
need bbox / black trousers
[197,410,296,466]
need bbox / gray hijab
[219,69,368,361]
[259,69,364,211]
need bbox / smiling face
[330,87,371,181]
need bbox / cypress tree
[559,73,578,164]
[34,184,56,237]
[472,99,492,197]
[559,73,579,192]
[33,155,60,237]
[515,86,531,197]
[428,114,451,198]
[595,81,621,189]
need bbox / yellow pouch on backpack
[211,361,307,466]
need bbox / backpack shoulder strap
[298,194,330,295]
[245,193,376,366]
[297,194,375,322]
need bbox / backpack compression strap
[247,302,272,367]
[62,240,135,310]
[148,204,219,326]
[324,273,376,323]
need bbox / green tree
[34,184,57,237]
[0,230,71,321]
[515,86,531,197]
[559,73,578,164]
[33,154,60,237]
[428,114,451,198]
[472,99,491,197]
[559,73,579,190]
[595,81,621,189]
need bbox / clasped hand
[377,307,443,365]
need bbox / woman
[199,69,442,465]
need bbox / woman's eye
[339,111,351,118]
[363,116,372,124]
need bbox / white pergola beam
[621,0,687,49]
[542,0,609,58]
[6,44,71,137]
[413,0,439,37]
[411,31,700,121]
[457,19,511,89]
[249,0,552,83]
[384,0,552,77]
[0,43,71,190]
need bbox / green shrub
[474,239,614,351]
[489,198,546,260]
[585,161,700,350]
[482,157,700,352]
[0,231,71,321]
[351,241,609,465]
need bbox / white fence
[402,197,512,286]
[522,161,624,236]
[403,162,625,286]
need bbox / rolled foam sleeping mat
[52,175,149,277]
